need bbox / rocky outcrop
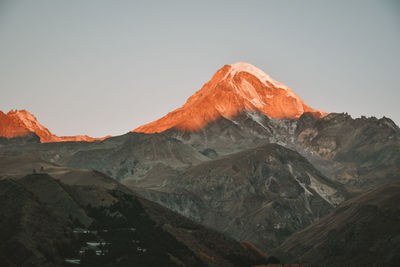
[295,113,400,189]
[163,111,400,190]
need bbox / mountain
[134,62,325,133]
[0,156,274,267]
[163,110,400,190]
[274,181,400,266]
[0,110,109,143]
[132,62,399,191]
[1,62,398,262]
[128,143,347,251]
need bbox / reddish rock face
[0,109,108,143]
[134,62,325,133]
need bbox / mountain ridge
[0,109,109,143]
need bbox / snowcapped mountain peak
[227,62,289,90]
[134,63,326,133]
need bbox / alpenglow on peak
[227,62,290,90]
[0,109,109,143]
[134,62,326,133]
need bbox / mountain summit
[0,109,108,143]
[134,62,326,133]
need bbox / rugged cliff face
[274,182,400,267]
[295,113,400,189]
[128,144,347,251]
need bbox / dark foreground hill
[0,157,273,267]
[274,182,400,267]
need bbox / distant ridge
[0,109,109,143]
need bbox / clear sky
[1,0,399,137]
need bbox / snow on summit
[227,62,290,90]
[134,62,326,133]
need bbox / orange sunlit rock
[134,62,325,133]
[0,109,109,143]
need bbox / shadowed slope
[128,143,347,251]
[275,182,400,266]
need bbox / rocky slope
[163,110,400,190]
[127,144,347,251]
[274,181,400,266]
[0,156,273,267]
[295,112,400,189]
[0,133,40,147]
[0,132,208,181]
[0,110,108,143]
[162,110,296,156]
[134,62,325,133]
[0,131,350,252]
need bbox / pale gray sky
[1,0,399,137]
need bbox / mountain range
[1,62,399,266]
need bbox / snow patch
[233,80,266,108]
[229,62,290,90]
[288,164,313,196]
[286,164,313,196]
[285,89,298,98]
[307,172,344,206]
[246,112,272,133]
[224,117,239,125]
